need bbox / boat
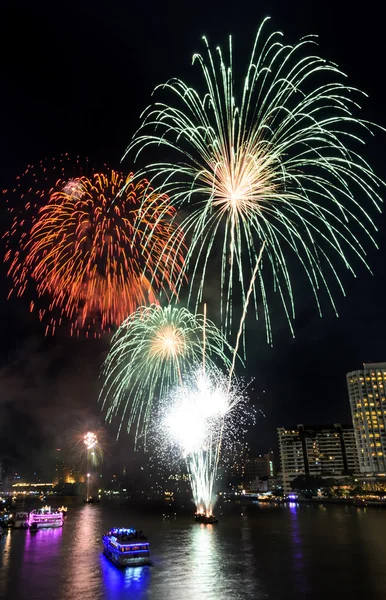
[13,512,29,529]
[84,496,100,504]
[195,512,218,524]
[0,512,13,528]
[6,514,14,527]
[102,527,151,567]
[28,506,63,529]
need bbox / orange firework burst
[3,158,185,337]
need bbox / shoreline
[255,496,386,509]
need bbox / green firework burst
[126,17,384,344]
[100,304,234,441]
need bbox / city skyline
[1,1,386,473]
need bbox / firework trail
[127,18,383,344]
[3,159,184,337]
[161,365,252,515]
[100,304,234,441]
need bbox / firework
[3,155,86,300]
[3,160,184,337]
[82,431,99,500]
[84,431,100,471]
[100,303,234,441]
[84,431,98,451]
[69,423,106,468]
[161,365,252,515]
[127,18,383,343]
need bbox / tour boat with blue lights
[102,528,151,567]
[28,506,64,529]
[195,512,218,524]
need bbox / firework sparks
[68,423,106,469]
[84,431,97,450]
[81,430,101,500]
[127,18,383,343]
[3,160,185,337]
[161,365,252,515]
[100,304,234,441]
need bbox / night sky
[1,0,386,474]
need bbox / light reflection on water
[186,524,217,596]
[1,503,386,599]
[0,530,12,597]
[288,501,308,595]
[1,525,64,599]
[101,557,151,600]
[149,515,263,599]
[58,504,103,599]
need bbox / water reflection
[21,526,63,600]
[23,524,63,555]
[288,501,309,595]
[150,519,262,600]
[101,556,151,600]
[148,522,220,600]
[58,504,102,599]
[188,524,217,597]
[0,530,12,597]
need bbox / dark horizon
[1,0,386,475]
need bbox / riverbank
[291,496,386,508]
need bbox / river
[0,501,385,599]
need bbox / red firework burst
[3,156,185,337]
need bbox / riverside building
[278,424,358,493]
[347,362,386,475]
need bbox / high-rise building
[53,448,65,484]
[225,445,248,481]
[347,362,386,475]
[278,424,358,493]
[53,448,82,485]
[243,452,275,483]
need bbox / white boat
[14,512,29,529]
[102,528,151,567]
[28,506,63,529]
